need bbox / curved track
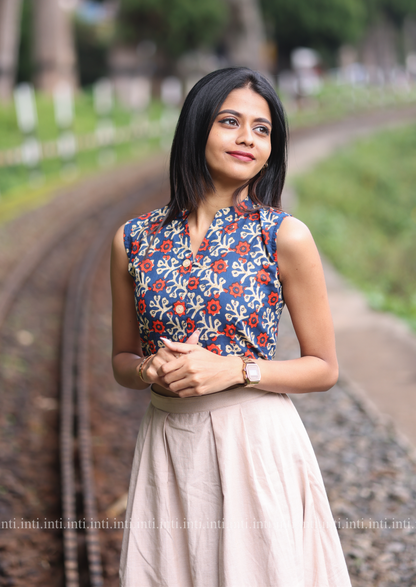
[60,181,167,587]
[0,172,168,586]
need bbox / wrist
[137,355,154,385]
[240,356,262,387]
[223,356,246,389]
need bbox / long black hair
[164,67,288,227]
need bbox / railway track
[60,181,167,587]
[0,171,168,586]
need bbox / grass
[0,92,167,224]
[294,123,416,331]
[0,140,162,225]
[285,80,416,130]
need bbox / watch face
[246,362,261,382]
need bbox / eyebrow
[217,109,272,127]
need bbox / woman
[111,67,352,587]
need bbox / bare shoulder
[111,223,129,276]
[275,216,323,285]
[112,223,126,252]
[276,216,316,256]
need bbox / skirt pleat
[119,388,352,587]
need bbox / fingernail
[160,337,169,342]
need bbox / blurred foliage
[16,0,32,84]
[261,0,416,67]
[74,18,110,86]
[285,81,416,128]
[261,0,366,65]
[116,0,228,61]
[0,93,166,224]
[294,124,416,331]
[0,91,132,150]
[364,0,416,25]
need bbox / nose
[236,123,254,147]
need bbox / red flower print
[148,340,157,353]
[131,241,140,254]
[244,349,255,358]
[207,299,221,315]
[224,222,238,234]
[140,212,151,220]
[180,264,191,274]
[262,229,270,245]
[211,259,228,273]
[152,279,166,292]
[186,318,196,333]
[268,292,279,305]
[257,333,268,347]
[248,313,259,328]
[229,282,243,298]
[207,343,222,355]
[199,237,210,251]
[235,241,250,255]
[152,320,165,334]
[256,269,270,285]
[173,300,186,315]
[224,324,236,339]
[140,259,154,273]
[188,277,199,290]
[249,212,260,221]
[160,239,173,253]
[137,298,146,315]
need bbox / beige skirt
[119,387,352,587]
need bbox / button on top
[183,258,191,268]
[176,304,185,314]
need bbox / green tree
[260,0,367,66]
[364,0,416,26]
[117,0,228,62]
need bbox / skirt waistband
[150,386,269,414]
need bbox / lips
[227,151,255,162]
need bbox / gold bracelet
[138,355,154,383]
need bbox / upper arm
[110,224,143,359]
[276,216,337,367]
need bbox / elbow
[111,355,124,387]
[321,361,339,391]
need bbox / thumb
[185,329,200,344]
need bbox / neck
[187,185,248,233]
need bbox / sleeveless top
[123,196,290,361]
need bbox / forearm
[254,355,339,394]
[156,338,338,397]
[112,352,148,390]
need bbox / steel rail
[60,179,166,586]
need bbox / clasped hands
[142,330,244,397]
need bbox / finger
[154,347,180,362]
[160,337,197,354]
[157,357,184,378]
[185,329,200,344]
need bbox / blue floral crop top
[123,196,290,361]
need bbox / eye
[219,117,239,127]
[255,125,270,136]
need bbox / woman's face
[205,87,272,190]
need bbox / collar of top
[178,195,255,221]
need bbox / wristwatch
[240,357,261,386]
